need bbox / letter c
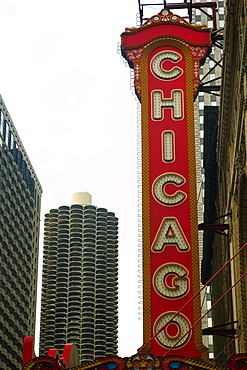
[152,173,187,206]
[151,51,183,80]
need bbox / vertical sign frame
[121,9,211,359]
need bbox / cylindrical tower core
[72,192,92,206]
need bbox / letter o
[154,312,191,348]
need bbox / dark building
[0,95,42,369]
[202,0,247,364]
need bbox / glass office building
[0,95,42,369]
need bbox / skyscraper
[39,192,118,363]
[0,95,42,369]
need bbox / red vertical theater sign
[121,9,211,359]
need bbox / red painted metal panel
[121,8,211,358]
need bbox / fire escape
[137,0,223,99]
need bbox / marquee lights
[151,217,190,252]
[153,263,189,299]
[155,312,191,348]
[151,51,183,80]
[151,89,183,120]
[152,173,187,206]
[121,8,211,359]
[162,131,175,162]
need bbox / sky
[1,0,190,359]
[0,0,148,357]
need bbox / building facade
[194,0,224,359]
[39,192,118,363]
[0,95,42,369]
[202,0,247,364]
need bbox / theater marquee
[121,9,211,358]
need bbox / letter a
[151,217,190,252]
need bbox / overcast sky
[0,0,149,357]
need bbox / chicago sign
[121,8,211,358]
